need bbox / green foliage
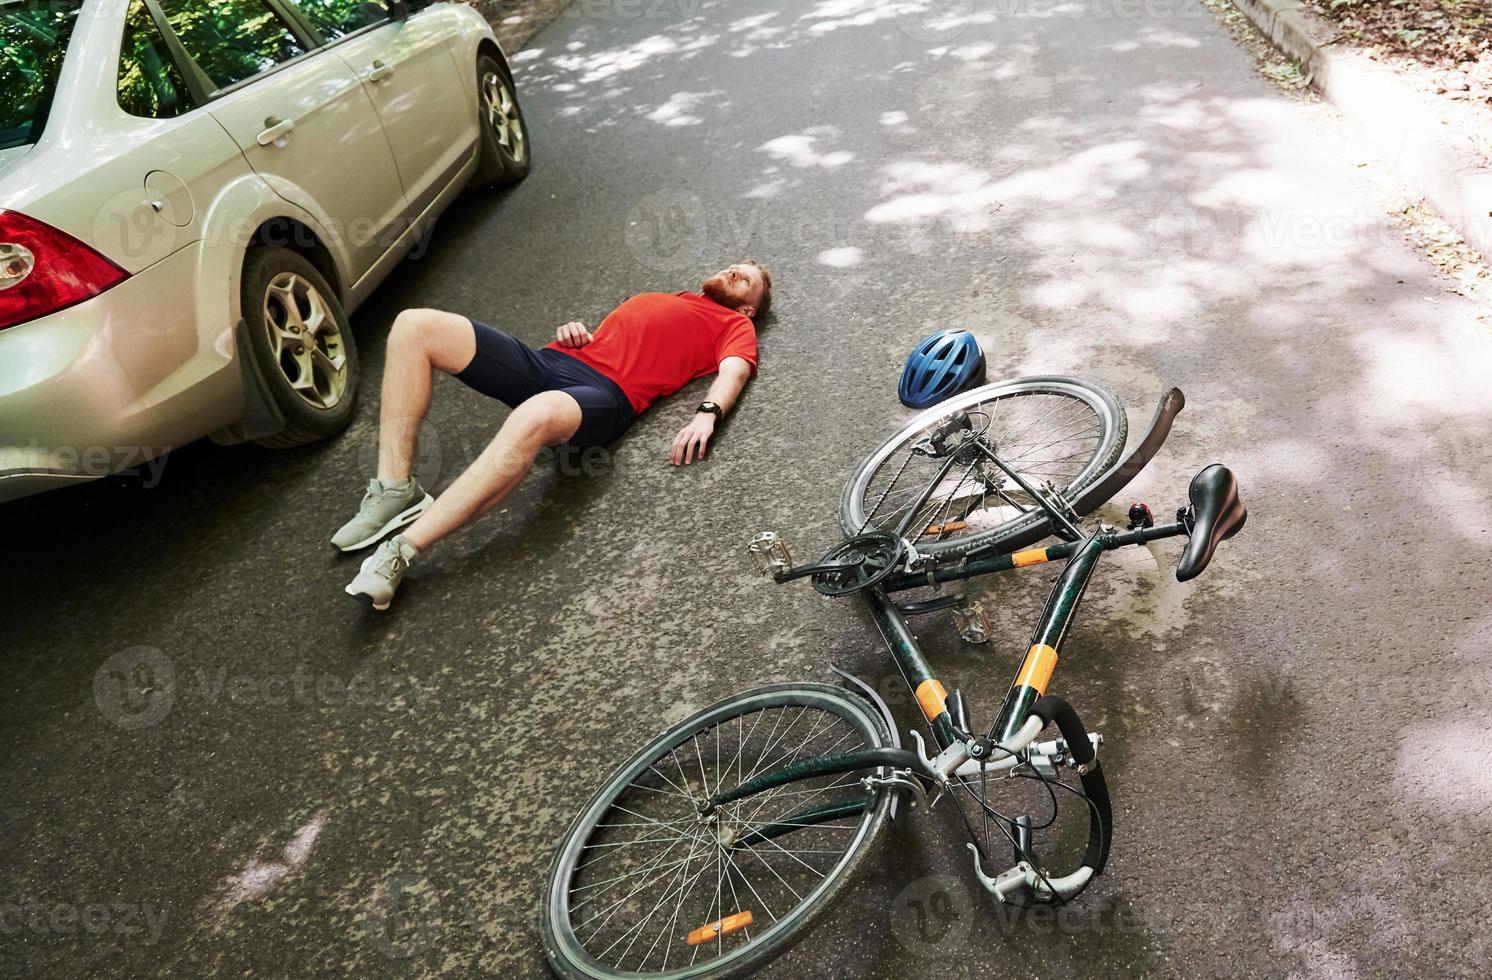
[157,0,307,90]
[0,2,83,147]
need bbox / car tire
[239,247,359,449]
[474,53,531,187]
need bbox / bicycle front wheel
[840,376,1127,559]
[541,683,894,980]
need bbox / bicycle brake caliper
[860,771,928,809]
[908,730,971,809]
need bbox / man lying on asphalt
[333,261,772,609]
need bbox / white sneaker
[330,477,433,552]
[345,535,418,611]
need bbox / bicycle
[541,376,1247,979]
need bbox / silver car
[0,0,529,502]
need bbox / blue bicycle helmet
[898,329,986,408]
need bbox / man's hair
[743,258,773,319]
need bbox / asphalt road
[5,0,1491,977]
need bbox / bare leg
[376,308,478,483]
[400,390,582,551]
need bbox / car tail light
[0,209,128,331]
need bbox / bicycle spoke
[608,829,708,966]
[856,387,1111,548]
[577,841,701,930]
[739,838,806,903]
[644,763,697,801]
[554,694,885,975]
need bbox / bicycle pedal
[952,601,990,644]
[746,531,792,576]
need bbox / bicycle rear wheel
[542,683,894,980]
[840,376,1127,559]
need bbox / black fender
[210,318,286,445]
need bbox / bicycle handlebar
[1028,694,1112,874]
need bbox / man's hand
[555,321,593,348]
[670,413,716,466]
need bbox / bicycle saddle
[1176,464,1247,582]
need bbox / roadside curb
[1230,0,1492,259]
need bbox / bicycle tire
[541,683,894,980]
[840,376,1128,559]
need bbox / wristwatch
[696,401,724,419]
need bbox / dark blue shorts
[454,320,635,449]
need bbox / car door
[286,0,473,218]
[153,0,409,282]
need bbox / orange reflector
[1011,548,1049,567]
[687,910,753,946]
[924,520,968,535]
[1016,643,1058,694]
[915,678,949,721]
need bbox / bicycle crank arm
[769,555,865,583]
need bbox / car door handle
[367,60,394,83]
[256,116,295,146]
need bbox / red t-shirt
[546,291,758,414]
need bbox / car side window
[156,0,308,92]
[117,0,195,118]
[292,0,390,41]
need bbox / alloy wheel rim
[481,70,526,162]
[262,271,347,410]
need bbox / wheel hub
[262,271,347,410]
[481,71,525,161]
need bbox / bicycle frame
[714,388,1190,839]
[870,520,1186,751]
[712,524,1183,850]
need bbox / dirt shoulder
[1305,1,1492,110]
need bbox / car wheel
[239,246,359,449]
[474,53,530,187]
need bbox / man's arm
[669,356,753,466]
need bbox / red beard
[701,275,736,308]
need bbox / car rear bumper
[0,242,242,503]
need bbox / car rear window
[118,0,195,118]
[0,1,85,150]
